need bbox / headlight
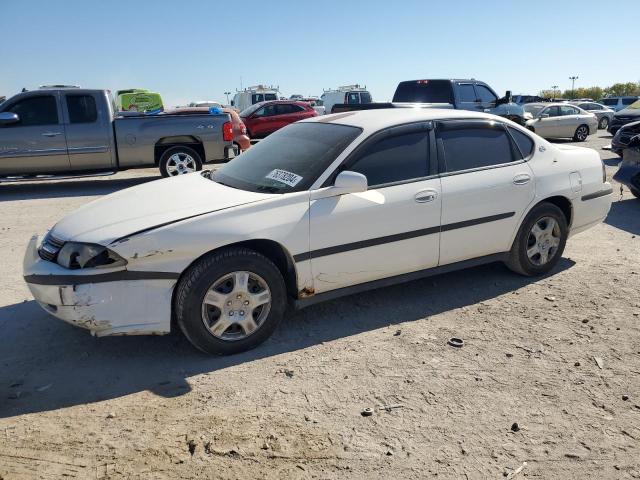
[56,242,127,270]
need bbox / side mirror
[310,171,368,200]
[505,90,512,102]
[0,112,19,125]
[539,113,550,119]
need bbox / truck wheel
[573,125,589,142]
[506,203,568,276]
[174,247,287,355]
[598,116,609,130]
[159,146,203,177]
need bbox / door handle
[513,173,531,185]
[42,132,62,137]
[415,189,438,203]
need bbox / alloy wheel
[576,126,588,141]
[526,216,561,266]
[166,153,197,176]
[201,271,272,341]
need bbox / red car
[240,100,317,138]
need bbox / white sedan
[24,109,613,355]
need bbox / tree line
[538,82,640,100]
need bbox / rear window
[264,93,278,101]
[508,127,535,158]
[213,123,361,193]
[393,80,454,104]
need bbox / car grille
[38,233,65,262]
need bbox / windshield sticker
[265,169,303,187]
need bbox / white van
[321,84,372,114]
[232,85,279,112]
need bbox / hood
[615,107,640,118]
[51,173,275,244]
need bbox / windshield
[213,123,362,193]
[524,104,545,116]
[393,80,453,103]
[601,98,617,106]
[360,92,372,103]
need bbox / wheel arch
[154,137,205,165]
[170,238,300,325]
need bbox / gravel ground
[0,132,638,479]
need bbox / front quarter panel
[111,190,313,293]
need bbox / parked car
[611,120,640,156]
[333,79,527,125]
[608,100,640,136]
[513,95,546,104]
[0,88,236,179]
[232,85,279,112]
[613,134,640,198]
[321,85,372,115]
[239,100,316,138]
[599,96,639,112]
[23,109,612,354]
[523,103,597,141]
[571,101,615,129]
[165,107,251,152]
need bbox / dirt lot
[0,132,639,479]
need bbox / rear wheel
[174,248,287,355]
[573,125,589,142]
[598,116,609,130]
[506,203,568,276]
[159,146,203,177]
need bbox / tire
[174,247,287,355]
[159,146,203,178]
[506,203,568,276]
[598,116,609,130]
[573,125,589,142]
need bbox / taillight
[223,121,233,141]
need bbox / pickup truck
[0,87,237,180]
[331,79,527,125]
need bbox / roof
[301,107,511,132]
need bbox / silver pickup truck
[0,87,237,179]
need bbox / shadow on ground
[0,176,158,202]
[605,197,640,235]
[0,259,574,419]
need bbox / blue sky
[1,0,638,106]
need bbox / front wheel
[159,146,203,177]
[598,116,609,130]
[174,248,287,355]
[573,125,589,142]
[506,203,568,276]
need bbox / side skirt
[293,252,509,310]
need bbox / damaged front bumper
[23,236,176,336]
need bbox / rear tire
[598,116,609,130]
[159,146,203,177]
[506,203,568,276]
[174,247,287,355]
[573,125,589,142]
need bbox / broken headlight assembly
[56,242,127,270]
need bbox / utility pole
[551,85,559,98]
[224,91,231,105]
[569,76,578,99]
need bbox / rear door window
[5,95,59,126]
[66,95,97,123]
[437,122,518,173]
[601,98,618,106]
[348,131,429,187]
[560,106,579,116]
[458,84,477,103]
